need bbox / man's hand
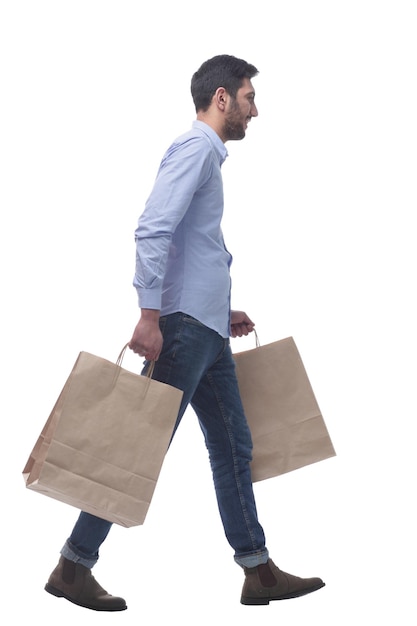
[230,310,255,338]
[128,309,163,361]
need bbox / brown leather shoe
[45,556,127,611]
[241,558,325,605]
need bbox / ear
[214,87,227,111]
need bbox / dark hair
[191,54,259,112]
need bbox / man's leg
[191,342,326,604]
[61,511,113,567]
[45,312,222,610]
[45,512,126,611]
[190,342,268,566]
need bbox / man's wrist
[140,308,161,321]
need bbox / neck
[196,112,226,143]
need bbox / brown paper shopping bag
[23,346,183,527]
[233,335,335,482]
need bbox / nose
[251,102,258,117]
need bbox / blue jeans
[61,313,269,569]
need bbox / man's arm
[133,136,212,311]
[129,308,163,361]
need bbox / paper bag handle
[116,343,156,378]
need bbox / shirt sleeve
[133,135,213,309]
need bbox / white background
[1,1,416,624]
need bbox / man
[45,54,325,610]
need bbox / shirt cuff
[137,288,162,310]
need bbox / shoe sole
[45,583,127,611]
[241,581,325,605]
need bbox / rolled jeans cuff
[60,540,98,569]
[234,549,269,568]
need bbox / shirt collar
[192,120,228,165]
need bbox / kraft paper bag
[23,346,183,527]
[233,336,335,482]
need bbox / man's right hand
[128,309,163,361]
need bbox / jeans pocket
[181,313,205,328]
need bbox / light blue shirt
[133,120,232,338]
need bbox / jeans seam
[206,371,258,553]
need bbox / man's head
[191,54,259,142]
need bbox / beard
[222,99,247,141]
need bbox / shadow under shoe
[241,558,325,605]
[45,556,127,611]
